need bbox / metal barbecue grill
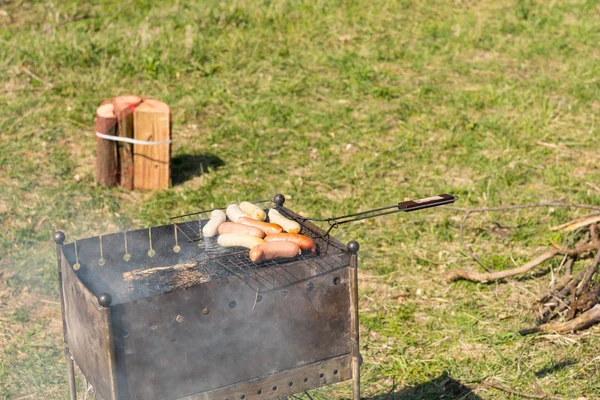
[54,193,456,400]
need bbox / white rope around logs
[96,131,171,146]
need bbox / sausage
[202,209,226,238]
[217,233,264,249]
[267,209,301,234]
[226,204,248,223]
[249,242,302,263]
[239,201,266,221]
[238,217,283,235]
[263,233,316,253]
[217,222,265,238]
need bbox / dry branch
[445,250,558,283]
[521,304,600,335]
[445,244,595,283]
[537,273,573,303]
[550,215,600,232]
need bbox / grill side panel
[62,251,115,400]
[111,255,352,400]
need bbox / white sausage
[217,233,264,249]
[202,209,226,238]
[239,201,266,221]
[268,209,301,234]
[226,204,248,223]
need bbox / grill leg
[348,241,360,400]
[55,233,77,400]
[66,352,77,400]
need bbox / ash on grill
[55,193,456,400]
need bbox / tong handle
[398,194,458,212]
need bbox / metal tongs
[274,193,458,236]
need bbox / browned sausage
[217,222,265,238]
[238,217,283,235]
[263,233,316,253]
[249,242,301,263]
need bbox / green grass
[2,0,600,398]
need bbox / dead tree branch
[521,304,600,335]
[445,244,595,283]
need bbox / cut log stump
[133,99,171,190]
[95,103,118,186]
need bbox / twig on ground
[482,380,568,400]
[538,273,573,303]
[521,304,600,336]
[42,12,98,32]
[445,244,595,283]
[445,250,558,283]
[459,210,492,272]
[20,66,54,88]
[550,214,600,231]
[445,202,600,214]
[587,182,600,194]
[537,141,600,160]
[446,202,600,274]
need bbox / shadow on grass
[534,358,577,378]
[172,153,224,185]
[367,372,482,400]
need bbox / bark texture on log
[95,103,118,186]
[112,95,142,189]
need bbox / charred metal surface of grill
[56,198,360,400]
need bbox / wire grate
[170,201,348,292]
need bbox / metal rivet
[173,245,181,253]
[176,315,184,323]
[202,307,210,315]
[229,301,237,309]
[98,258,105,266]
[123,253,131,262]
[73,263,81,271]
[148,249,156,257]
[333,277,340,285]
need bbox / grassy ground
[2,0,600,398]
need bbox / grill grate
[170,201,347,293]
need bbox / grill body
[56,206,360,400]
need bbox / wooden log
[133,98,171,190]
[95,103,118,186]
[112,95,142,189]
[123,261,210,295]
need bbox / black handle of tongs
[275,193,458,236]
